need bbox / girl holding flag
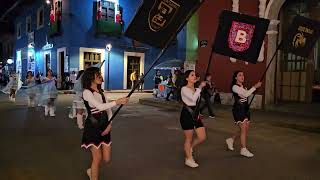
[226,71,261,158]
[80,67,129,180]
[180,70,207,168]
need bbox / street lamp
[106,43,112,90]
[7,58,13,65]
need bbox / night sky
[0,0,17,16]
[0,0,19,33]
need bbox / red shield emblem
[228,21,255,52]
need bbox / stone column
[264,0,286,106]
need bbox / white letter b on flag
[228,21,256,52]
[235,30,247,43]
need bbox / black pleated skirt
[232,103,250,124]
[81,113,111,149]
[180,106,204,130]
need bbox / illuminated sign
[42,42,54,50]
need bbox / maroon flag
[213,10,270,64]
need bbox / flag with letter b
[213,10,270,64]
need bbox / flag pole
[248,41,283,107]
[204,47,215,77]
[193,42,216,118]
[109,1,205,122]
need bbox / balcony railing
[49,21,61,37]
[96,19,122,36]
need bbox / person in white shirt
[80,67,129,180]
[25,71,36,107]
[180,70,207,168]
[1,72,19,102]
[69,70,86,129]
[41,69,58,117]
[70,71,77,89]
[225,71,262,158]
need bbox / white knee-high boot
[49,106,55,117]
[68,108,75,119]
[76,114,84,129]
[72,105,77,118]
[30,98,35,107]
[44,105,49,116]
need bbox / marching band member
[226,71,261,158]
[25,71,37,107]
[80,67,129,180]
[69,70,87,129]
[180,70,207,168]
[42,69,58,117]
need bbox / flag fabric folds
[213,10,270,64]
[282,15,320,58]
[125,0,203,48]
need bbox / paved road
[0,93,319,180]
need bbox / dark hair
[174,69,181,75]
[82,67,100,90]
[183,70,194,86]
[205,73,212,81]
[26,71,33,78]
[46,69,53,77]
[76,70,84,80]
[231,70,243,91]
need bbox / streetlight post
[106,43,112,90]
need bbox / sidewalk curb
[58,90,153,94]
[139,98,182,110]
[264,106,320,119]
[139,98,320,134]
[58,90,75,94]
[139,98,320,118]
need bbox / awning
[154,59,184,70]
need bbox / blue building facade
[13,0,187,90]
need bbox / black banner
[213,10,270,64]
[125,0,203,48]
[283,16,320,58]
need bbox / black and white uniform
[81,88,116,149]
[180,86,204,130]
[232,85,256,124]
